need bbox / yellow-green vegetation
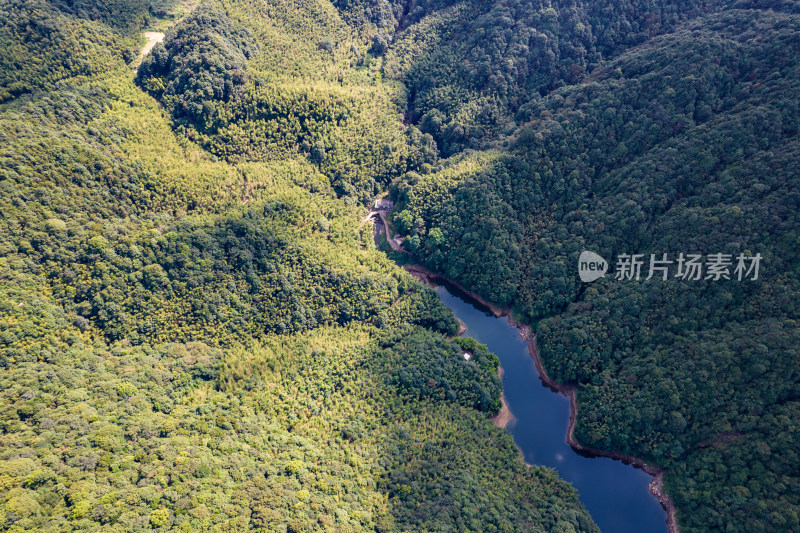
[136,1,424,203]
[147,0,199,31]
[0,0,599,531]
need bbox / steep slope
[0,0,599,531]
[390,2,800,532]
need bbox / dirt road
[139,32,165,60]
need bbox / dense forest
[3,0,799,531]
[387,0,800,532]
[0,0,601,531]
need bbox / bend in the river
[411,271,673,533]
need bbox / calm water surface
[435,284,668,533]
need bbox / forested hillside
[387,0,800,532]
[0,0,601,531]
[4,0,799,531]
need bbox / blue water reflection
[436,285,668,533]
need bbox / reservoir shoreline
[404,262,679,533]
[528,336,679,533]
[491,367,515,429]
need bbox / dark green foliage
[383,0,728,155]
[334,0,462,32]
[374,329,501,413]
[385,285,461,335]
[379,397,594,533]
[50,0,150,30]
[137,2,259,129]
[396,5,800,532]
[48,210,400,343]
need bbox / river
[434,283,669,533]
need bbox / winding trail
[361,209,403,252]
